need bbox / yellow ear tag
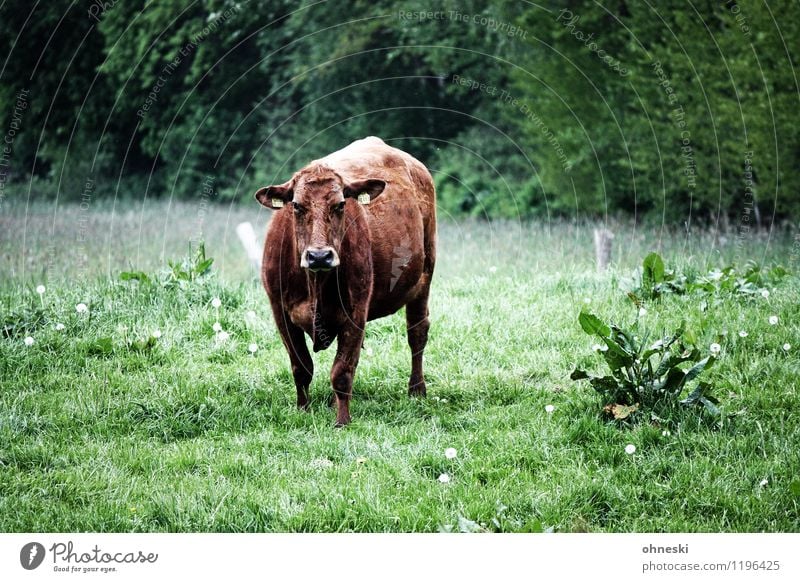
[271,198,284,208]
[357,193,371,205]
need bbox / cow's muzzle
[301,247,340,272]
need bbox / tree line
[1,0,797,223]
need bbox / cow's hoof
[334,417,351,428]
[408,383,427,397]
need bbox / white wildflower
[211,297,222,308]
[761,289,770,299]
[783,343,791,352]
[625,444,636,455]
[309,458,334,469]
[55,323,65,331]
[769,315,778,325]
[438,473,450,483]
[710,343,721,355]
[152,329,162,339]
[738,331,748,338]
[545,404,555,413]
[444,448,458,459]
[76,303,88,313]
[36,285,46,295]
[248,343,258,353]
[24,336,34,346]
[212,322,222,332]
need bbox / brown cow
[255,137,436,426]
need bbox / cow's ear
[343,179,386,204]
[254,182,293,209]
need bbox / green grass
[1,200,799,532]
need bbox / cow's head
[255,166,385,272]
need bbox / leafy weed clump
[120,241,214,290]
[571,311,719,423]
[631,252,789,302]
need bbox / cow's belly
[367,273,426,320]
[366,203,426,319]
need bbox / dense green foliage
[1,1,798,221]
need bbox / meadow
[1,200,799,532]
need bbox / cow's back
[316,137,434,210]
[317,137,436,319]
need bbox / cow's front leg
[330,324,365,426]
[274,310,314,410]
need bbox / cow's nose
[306,248,335,270]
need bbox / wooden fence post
[236,221,261,272]
[593,228,614,271]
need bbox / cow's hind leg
[275,312,314,409]
[406,292,430,397]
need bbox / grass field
[1,200,799,532]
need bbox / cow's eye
[292,202,305,214]
[333,201,346,214]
